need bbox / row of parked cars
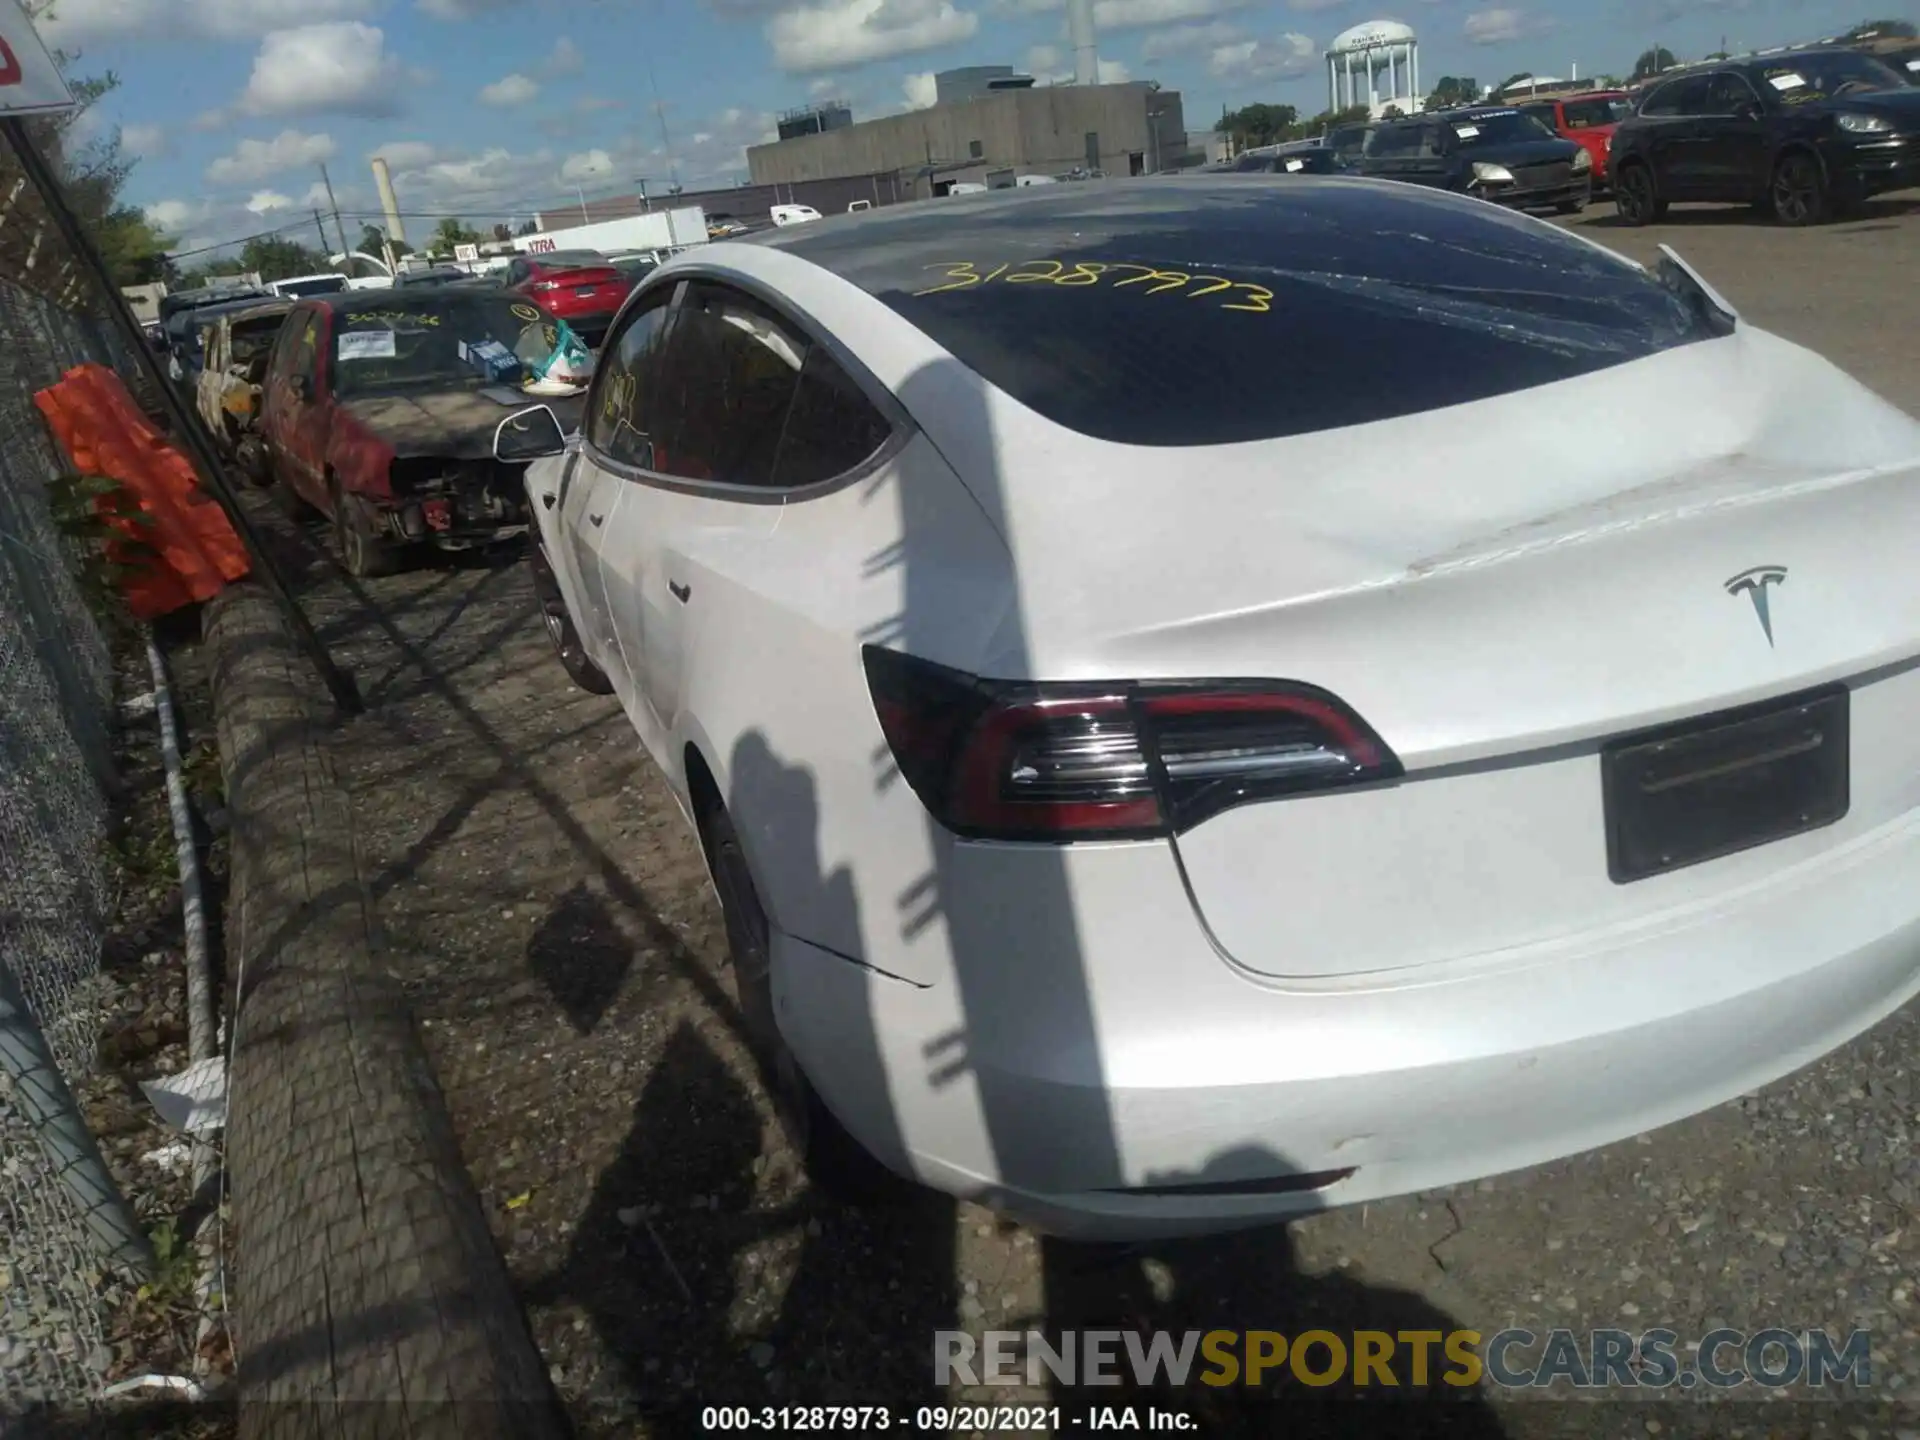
[1215,41,1918,226]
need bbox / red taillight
[862,646,1402,842]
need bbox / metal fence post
[0,963,153,1278]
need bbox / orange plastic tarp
[34,363,250,620]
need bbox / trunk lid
[945,326,1920,980]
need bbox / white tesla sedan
[508,178,1920,1240]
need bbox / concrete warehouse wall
[747,83,1187,189]
[545,172,913,232]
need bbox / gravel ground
[252,195,1920,1439]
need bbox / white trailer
[515,208,708,258]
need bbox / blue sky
[35,0,1895,257]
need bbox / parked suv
[1359,107,1591,213]
[1609,49,1920,225]
[1515,90,1632,191]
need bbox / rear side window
[647,285,805,485]
[773,348,892,487]
[774,184,1730,448]
[1640,75,1710,115]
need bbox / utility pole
[312,208,330,258]
[318,162,350,267]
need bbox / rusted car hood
[339,386,585,460]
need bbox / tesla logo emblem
[1725,565,1788,647]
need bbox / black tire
[1612,162,1663,226]
[528,541,613,694]
[1555,198,1584,215]
[330,485,403,578]
[1770,151,1829,227]
[698,793,904,1205]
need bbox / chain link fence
[0,266,148,1409]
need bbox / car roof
[744,176,1581,282]
[311,286,511,315]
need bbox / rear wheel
[1612,162,1664,226]
[528,541,613,694]
[697,791,904,1206]
[1770,152,1829,226]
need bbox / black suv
[1609,48,1920,225]
[1217,139,1354,175]
[1358,106,1591,212]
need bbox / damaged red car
[259,288,588,576]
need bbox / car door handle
[589,512,604,526]
[540,492,556,509]
[669,581,690,604]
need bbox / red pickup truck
[1515,90,1632,193]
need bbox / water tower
[1326,20,1420,118]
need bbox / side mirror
[494,404,568,463]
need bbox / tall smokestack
[370,156,407,248]
[1068,0,1099,84]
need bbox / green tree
[431,216,483,251]
[3,4,161,291]
[1844,18,1917,39]
[238,235,326,281]
[1497,71,1536,93]
[1425,75,1480,109]
[1220,102,1299,150]
[1632,47,1677,80]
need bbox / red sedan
[504,249,633,347]
[1516,90,1632,192]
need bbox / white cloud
[808,76,844,96]
[39,0,374,44]
[370,140,440,170]
[1139,19,1240,57]
[245,190,294,214]
[1025,51,1135,84]
[1025,43,1062,71]
[1210,32,1317,81]
[206,129,338,185]
[559,148,615,183]
[145,199,196,232]
[902,70,939,107]
[238,23,405,119]
[766,0,978,73]
[538,37,585,79]
[1000,0,1253,27]
[417,0,516,15]
[120,123,169,158]
[1093,0,1253,27]
[1464,7,1555,42]
[480,73,540,106]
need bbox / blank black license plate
[1601,685,1849,884]
[573,285,598,297]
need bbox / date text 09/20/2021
[700,1405,1194,1431]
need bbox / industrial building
[747,74,1189,195]
[777,99,853,142]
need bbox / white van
[770,204,822,227]
[847,199,872,213]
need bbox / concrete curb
[206,581,566,1440]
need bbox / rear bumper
[774,802,1920,1241]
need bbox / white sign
[526,235,558,253]
[454,243,479,262]
[1768,72,1807,91]
[0,0,76,115]
[337,330,397,360]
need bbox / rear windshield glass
[277,276,348,297]
[1560,97,1628,127]
[764,184,1729,447]
[531,250,607,268]
[1449,111,1555,145]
